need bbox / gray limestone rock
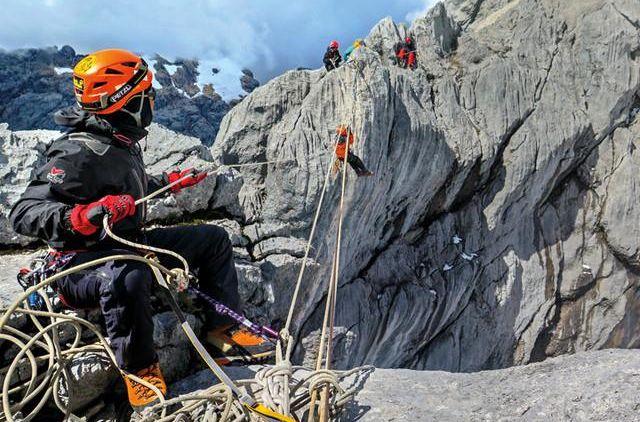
[56,352,120,413]
[0,46,79,131]
[209,167,245,217]
[159,350,640,421]
[168,365,258,397]
[342,349,640,421]
[144,124,217,221]
[252,236,307,260]
[0,124,59,246]
[0,250,42,310]
[443,0,485,28]
[153,311,203,383]
[240,68,260,94]
[210,218,248,247]
[242,221,302,244]
[366,17,410,63]
[425,2,462,57]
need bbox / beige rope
[308,52,362,422]
[281,133,341,359]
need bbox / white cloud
[405,0,438,22]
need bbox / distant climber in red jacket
[395,36,417,70]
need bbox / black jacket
[323,47,342,71]
[9,107,166,250]
[405,39,416,52]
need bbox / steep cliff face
[210,0,640,371]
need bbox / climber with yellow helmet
[343,38,366,62]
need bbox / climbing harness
[16,251,75,310]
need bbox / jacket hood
[54,106,148,144]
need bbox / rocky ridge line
[0,46,260,145]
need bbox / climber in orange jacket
[334,126,373,177]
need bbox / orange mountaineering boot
[123,361,167,411]
[207,324,276,365]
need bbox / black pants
[342,153,370,176]
[55,224,239,372]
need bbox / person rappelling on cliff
[333,125,374,177]
[395,36,417,70]
[323,40,342,71]
[9,49,273,411]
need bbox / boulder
[0,124,59,246]
[153,311,203,383]
[143,124,216,221]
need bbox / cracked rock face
[209,0,640,371]
[0,123,61,246]
[0,46,79,130]
[343,349,640,421]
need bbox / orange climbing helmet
[72,49,153,115]
[336,125,350,137]
[336,125,354,143]
[335,126,354,159]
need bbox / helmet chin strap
[120,90,151,128]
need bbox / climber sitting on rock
[343,38,365,62]
[323,40,342,71]
[9,49,272,412]
[395,36,417,70]
[333,125,373,177]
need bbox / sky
[0,0,436,94]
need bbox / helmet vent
[122,62,137,68]
[93,81,108,88]
[105,68,124,75]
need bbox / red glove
[166,168,207,193]
[69,194,136,236]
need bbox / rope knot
[168,269,189,292]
